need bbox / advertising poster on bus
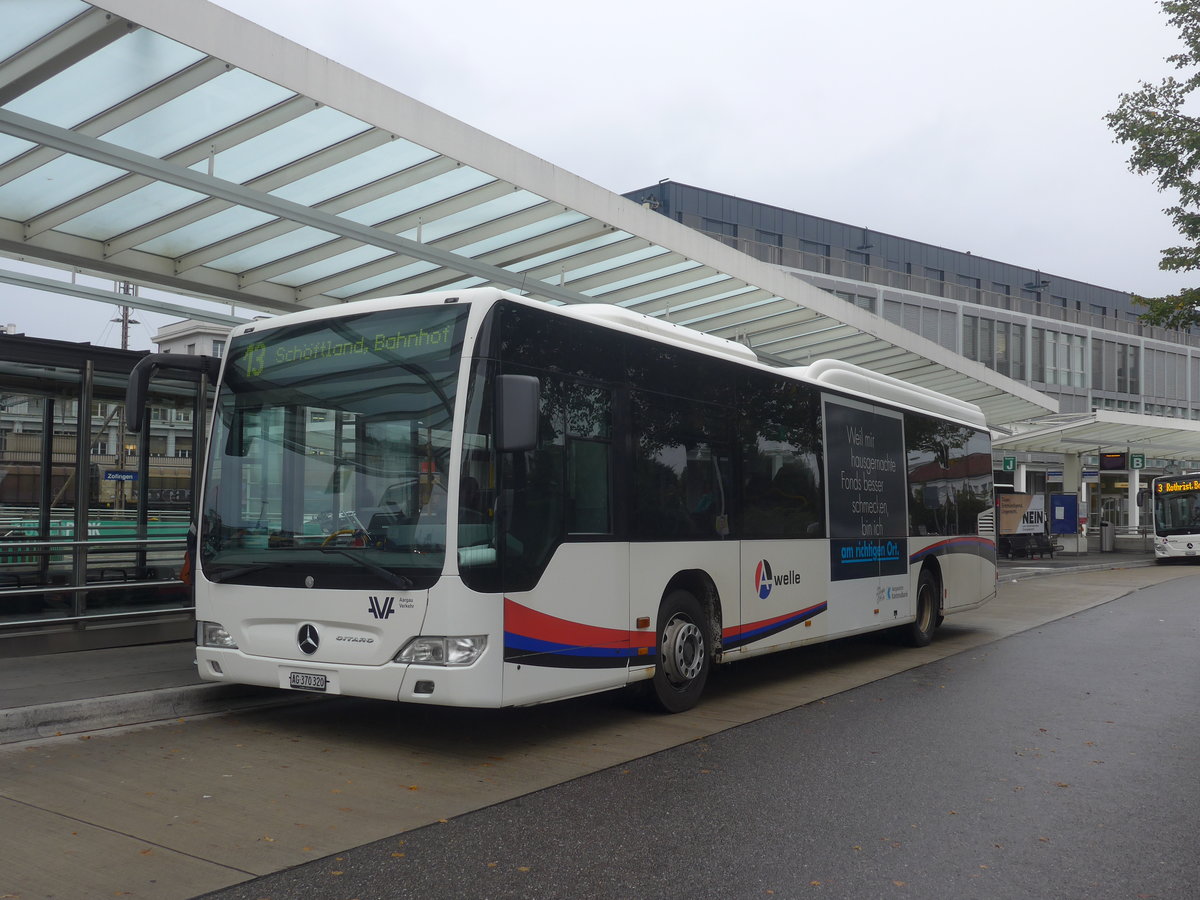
[824,397,908,582]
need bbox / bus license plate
[289,672,328,692]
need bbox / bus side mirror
[126,353,220,431]
[495,374,539,452]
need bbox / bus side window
[565,382,612,535]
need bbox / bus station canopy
[993,411,1200,463]
[0,0,1058,425]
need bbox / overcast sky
[2,0,1192,349]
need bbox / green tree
[1106,0,1200,330]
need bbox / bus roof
[227,287,988,429]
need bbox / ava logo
[754,560,773,600]
[367,596,395,620]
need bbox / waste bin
[1100,520,1115,552]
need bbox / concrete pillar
[1061,453,1086,554]
[1127,466,1140,530]
[1014,463,1027,493]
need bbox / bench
[1000,533,1063,560]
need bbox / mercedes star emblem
[298,623,320,655]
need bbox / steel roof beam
[293,199,571,299]
[358,221,624,299]
[622,281,759,317]
[171,154,459,273]
[107,120,388,256]
[563,249,688,295]
[694,301,820,336]
[586,263,717,306]
[0,266,248,326]
[513,234,648,282]
[654,289,779,324]
[0,8,135,106]
[25,95,321,240]
[0,110,598,307]
[0,56,229,188]
[238,177,514,288]
[0,216,304,314]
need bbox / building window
[702,218,737,238]
[962,315,978,361]
[186,343,196,355]
[755,230,782,246]
[212,339,225,358]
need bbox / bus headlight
[396,635,487,666]
[198,621,239,649]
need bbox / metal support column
[72,361,93,623]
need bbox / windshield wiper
[316,547,415,589]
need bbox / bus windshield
[200,304,471,589]
[1154,477,1200,537]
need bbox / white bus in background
[1151,473,1200,561]
[128,288,997,713]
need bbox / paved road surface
[1,564,1194,899]
[201,575,1200,900]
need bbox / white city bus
[129,288,996,712]
[1151,473,1200,561]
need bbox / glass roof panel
[676,292,776,322]
[58,180,207,239]
[0,133,37,167]
[270,139,439,207]
[188,106,372,186]
[0,0,87,63]
[4,30,205,128]
[325,261,439,299]
[508,231,632,273]
[563,245,671,282]
[414,191,546,243]
[135,205,277,257]
[612,273,733,307]
[100,69,295,159]
[268,244,393,287]
[339,168,495,226]
[452,211,589,259]
[270,139,439,206]
[582,260,703,297]
[0,154,126,218]
[206,225,341,274]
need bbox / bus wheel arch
[649,571,720,713]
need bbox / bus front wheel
[650,589,710,713]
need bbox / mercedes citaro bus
[128,288,996,712]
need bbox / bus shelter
[0,332,209,654]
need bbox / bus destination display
[232,308,468,382]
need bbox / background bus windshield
[201,305,470,589]
[1154,477,1200,536]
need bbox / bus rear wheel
[898,569,938,647]
[650,589,710,713]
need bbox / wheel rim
[661,614,705,687]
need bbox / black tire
[649,589,710,713]
[899,569,939,647]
